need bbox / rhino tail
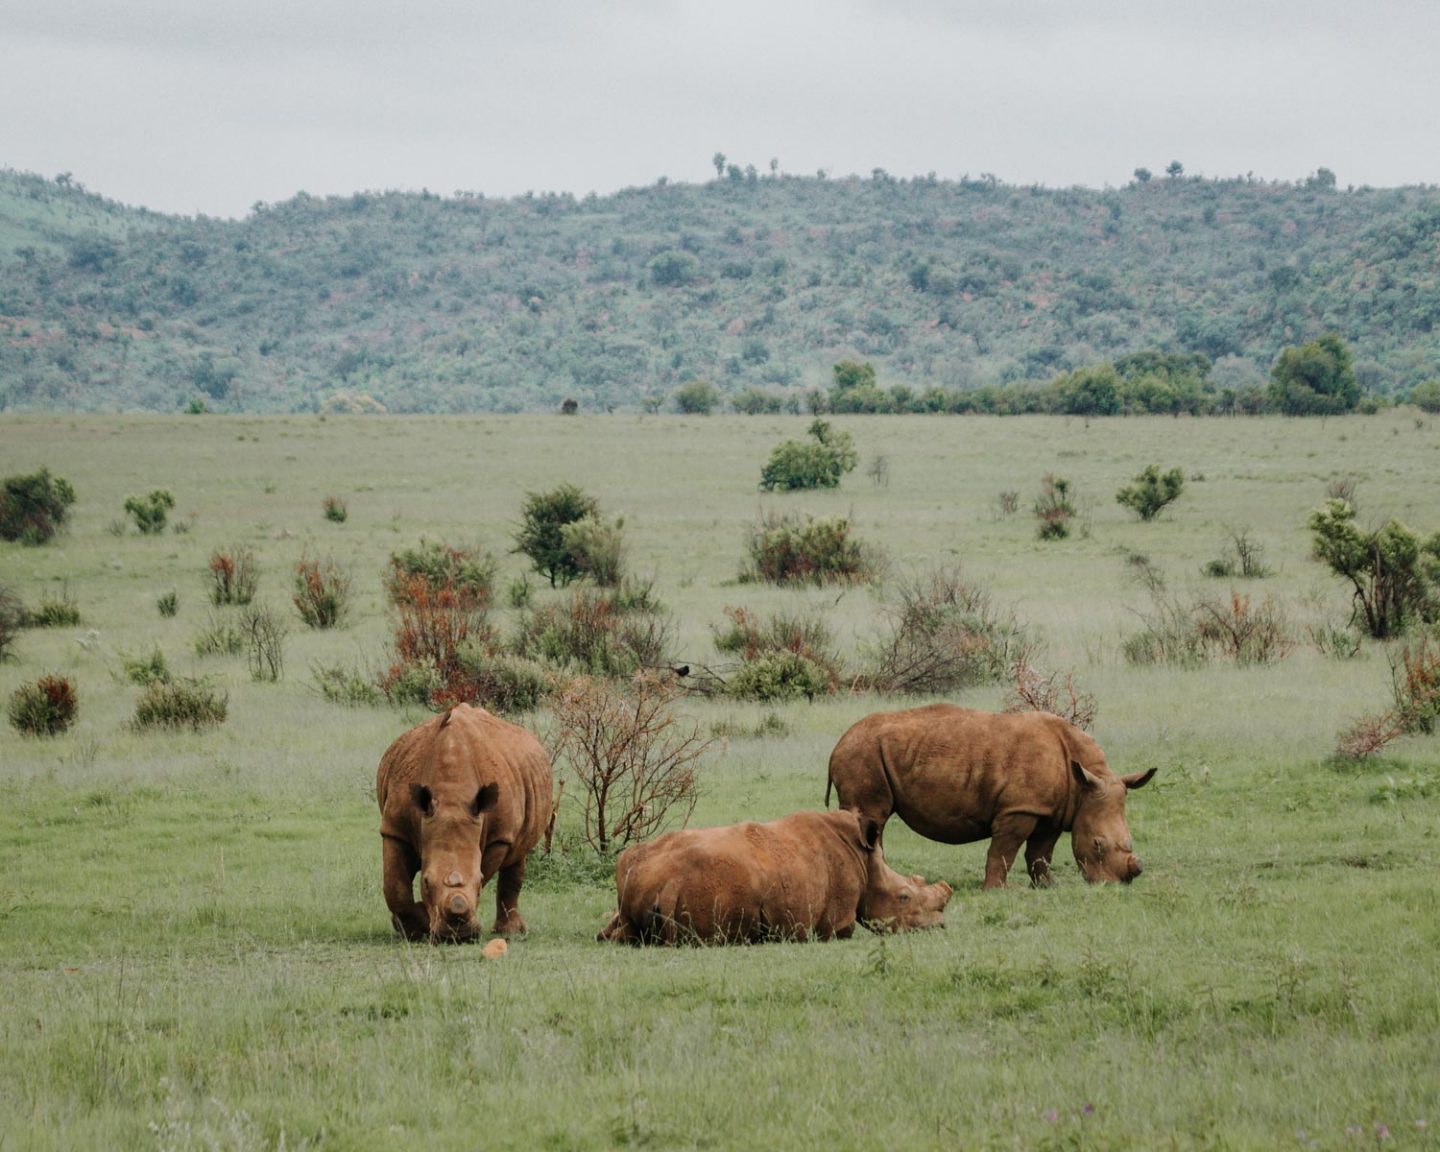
[824,774,834,809]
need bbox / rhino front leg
[1025,827,1062,888]
[493,858,528,936]
[382,836,427,941]
[984,814,1038,889]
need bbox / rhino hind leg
[492,859,528,936]
[1024,827,1062,888]
[598,910,637,944]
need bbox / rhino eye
[899,891,911,902]
[1093,837,1105,851]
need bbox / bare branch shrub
[863,566,1032,695]
[240,604,287,681]
[547,674,712,855]
[1003,658,1097,730]
[1192,591,1294,665]
[993,490,1020,519]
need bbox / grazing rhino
[597,808,952,945]
[826,704,1156,889]
[377,704,552,942]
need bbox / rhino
[377,704,553,942]
[826,704,1155,889]
[597,808,953,945]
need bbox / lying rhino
[826,704,1155,889]
[598,808,952,945]
[377,704,552,943]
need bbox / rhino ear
[1070,760,1102,790]
[410,783,435,816]
[471,782,499,817]
[1121,767,1157,791]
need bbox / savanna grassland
[1,411,1438,1151]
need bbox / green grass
[2,412,1439,1149]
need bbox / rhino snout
[446,892,471,918]
[1128,856,1143,880]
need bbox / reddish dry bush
[293,555,351,629]
[1193,591,1294,665]
[8,674,78,737]
[1335,712,1408,761]
[380,574,496,709]
[547,674,712,855]
[207,546,258,606]
[1003,659,1097,730]
[1333,634,1440,760]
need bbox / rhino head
[1070,762,1156,883]
[854,817,953,932]
[410,779,499,943]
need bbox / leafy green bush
[742,511,880,586]
[513,485,601,588]
[322,495,348,523]
[8,675,78,737]
[1116,465,1186,521]
[673,380,719,414]
[1410,379,1440,414]
[124,489,176,535]
[207,545,259,606]
[452,647,553,713]
[133,678,228,731]
[156,590,179,617]
[122,647,171,686]
[759,419,858,491]
[1269,334,1359,416]
[726,651,833,702]
[193,614,245,657]
[0,468,76,545]
[293,555,351,629]
[712,605,843,697]
[559,516,627,588]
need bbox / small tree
[1116,464,1186,521]
[124,490,176,535]
[547,674,712,855]
[0,468,76,545]
[673,380,719,415]
[514,484,601,587]
[1269,334,1360,416]
[1409,379,1440,414]
[759,419,858,491]
[1308,499,1440,639]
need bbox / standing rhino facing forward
[826,704,1155,889]
[598,808,952,945]
[377,704,552,943]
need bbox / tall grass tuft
[133,678,227,731]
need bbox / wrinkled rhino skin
[826,704,1155,889]
[597,808,952,945]
[377,704,552,943]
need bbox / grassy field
[1,412,1438,1151]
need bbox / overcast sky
[4,0,1438,219]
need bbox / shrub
[742,511,881,586]
[293,555,351,629]
[385,540,495,610]
[1308,499,1440,639]
[0,584,26,661]
[0,468,76,545]
[994,490,1020,518]
[512,586,672,679]
[1116,464,1185,521]
[863,566,1030,695]
[452,647,553,713]
[513,484,600,587]
[381,574,494,707]
[133,678,228,731]
[673,380,719,415]
[559,516,627,588]
[1410,379,1440,414]
[1334,634,1440,760]
[759,419,858,491]
[30,586,80,628]
[124,489,176,535]
[240,605,286,681]
[156,590,179,618]
[122,647,171,686]
[1269,333,1359,416]
[1003,659,1098,730]
[193,614,245,657]
[8,675,78,737]
[322,495,348,523]
[1307,620,1363,660]
[207,545,259,606]
[1204,528,1272,580]
[726,651,833,702]
[1124,584,1293,667]
[547,674,712,855]
[1034,473,1076,540]
[312,661,384,708]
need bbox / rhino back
[871,705,1081,841]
